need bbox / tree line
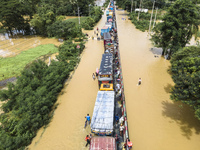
[0,0,101,36]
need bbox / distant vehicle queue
[87,1,132,150]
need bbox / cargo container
[89,137,117,150]
[90,91,115,135]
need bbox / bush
[82,6,103,30]
[47,20,81,39]
[130,12,150,32]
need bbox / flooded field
[116,10,200,150]
[0,35,61,57]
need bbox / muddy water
[116,10,200,150]
[28,10,107,150]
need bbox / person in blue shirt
[85,114,91,128]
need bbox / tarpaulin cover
[99,53,113,75]
[91,91,115,134]
[103,32,111,40]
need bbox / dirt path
[28,11,107,150]
[116,9,200,150]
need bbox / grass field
[65,17,87,25]
[0,44,58,81]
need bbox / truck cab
[99,83,113,91]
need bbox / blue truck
[101,26,110,37]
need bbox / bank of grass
[65,17,87,25]
[0,44,58,81]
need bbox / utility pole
[78,6,80,25]
[152,7,158,30]
[89,4,91,16]
[131,0,133,13]
[148,0,155,35]
[135,1,137,13]
[138,0,142,21]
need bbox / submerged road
[28,11,107,150]
[116,9,200,150]
[28,6,200,150]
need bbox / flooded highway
[28,9,107,150]
[116,10,200,150]
[28,6,200,150]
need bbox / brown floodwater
[27,8,200,150]
[116,10,200,150]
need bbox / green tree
[47,21,81,39]
[170,46,200,120]
[30,1,56,35]
[0,0,31,35]
[151,0,199,56]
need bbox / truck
[98,53,113,86]
[107,16,112,22]
[105,43,114,54]
[105,22,112,31]
[90,91,115,135]
[89,137,117,150]
[109,12,113,17]
[106,10,109,16]
[101,26,110,37]
[103,32,112,46]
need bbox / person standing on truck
[120,124,124,136]
[85,135,90,147]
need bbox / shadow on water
[164,83,173,93]
[162,101,200,139]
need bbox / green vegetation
[151,0,199,56]
[47,21,82,40]
[0,0,96,35]
[116,0,166,11]
[0,40,85,150]
[0,44,58,81]
[170,46,200,120]
[65,17,87,25]
[82,6,104,30]
[129,12,151,32]
[103,0,110,9]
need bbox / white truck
[90,91,115,135]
